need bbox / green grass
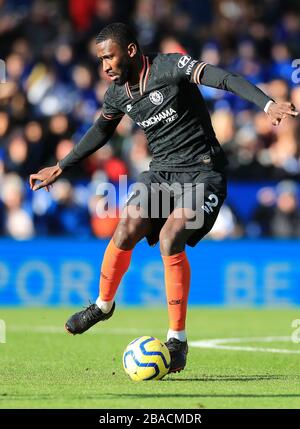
[0,307,300,409]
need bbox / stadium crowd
[0,0,300,240]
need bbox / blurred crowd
[0,0,300,240]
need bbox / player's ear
[127,43,137,58]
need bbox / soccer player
[29,23,298,373]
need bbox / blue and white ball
[123,336,171,381]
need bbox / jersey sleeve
[163,54,272,111]
[163,53,207,85]
[58,87,124,171]
[101,86,125,121]
[200,64,274,110]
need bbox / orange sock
[99,238,132,301]
[162,251,191,331]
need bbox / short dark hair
[96,23,140,50]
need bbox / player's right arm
[164,53,298,125]
[29,88,124,191]
[195,64,298,124]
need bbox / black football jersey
[101,53,225,171]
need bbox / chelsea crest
[149,90,164,105]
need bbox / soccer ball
[123,336,171,381]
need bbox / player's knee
[159,229,185,255]
[113,218,144,250]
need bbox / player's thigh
[159,207,197,254]
[114,170,157,247]
[113,204,152,249]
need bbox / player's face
[96,39,132,85]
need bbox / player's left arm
[194,63,299,125]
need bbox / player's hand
[267,101,299,126]
[29,163,63,191]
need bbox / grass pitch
[0,307,300,409]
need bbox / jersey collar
[125,55,151,99]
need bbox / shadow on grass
[166,374,300,382]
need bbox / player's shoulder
[151,52,195,81]
[152,52,185,68]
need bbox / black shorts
[124,169,227,247]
